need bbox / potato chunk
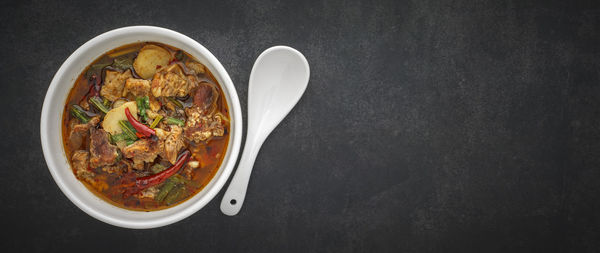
[101,101,138,135]
[133,45,171,79]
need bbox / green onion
[171,174,186,184]
[173,174,201,188]
[175,50,184,61]
[155,178,177,203]
[119,120,138,140]
[102,98,111,108]
[155,174,197,204]
[110,133,125,143]
[136,96,149,123]
[165,117,184,127]
[150,163,166,174]
[149,115,163,129]
[89,96,110,114]
[112,57,133,70]
[167,97,183,108]
[164,185,184,205]
[70,105,90,123]
[110,132,136,144]
[85,62,111,78]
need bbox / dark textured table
[2,0,600,252]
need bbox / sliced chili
[79,74,101,104]
[125,107,155,137]
[136,150,190,190]
[90,74,101,96]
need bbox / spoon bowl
[220,46,310,216]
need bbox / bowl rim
[40,26,242,228]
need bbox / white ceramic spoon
[220,46,310,216]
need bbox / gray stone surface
[1,0,600,252]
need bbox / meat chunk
[68,116,100,151]
[89,128,120,168]
[72,150,93,180]
[154,127,185,164]
[79,98,90,110]
[122,138,160,170]
[192,82,219,112]
[183,106,225,143]
[149,96,161,112]
[183,160,200,180]
[72,150,109,191]
[186,61,205,75]
[101,160,132,175]
[185,106,204,128]
[154,128,169,139]
[100,69,133,101]
[147,109,160,119]
[164,125,185,164]
[122,78,151,97]
[151,64,197,97]
[138,186,159,199]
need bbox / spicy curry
[62,42,229,211]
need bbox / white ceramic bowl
[40,26,242,229]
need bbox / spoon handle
[220,135,264,215]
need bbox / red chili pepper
[135,150,191,190]
[125,107,155,137]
